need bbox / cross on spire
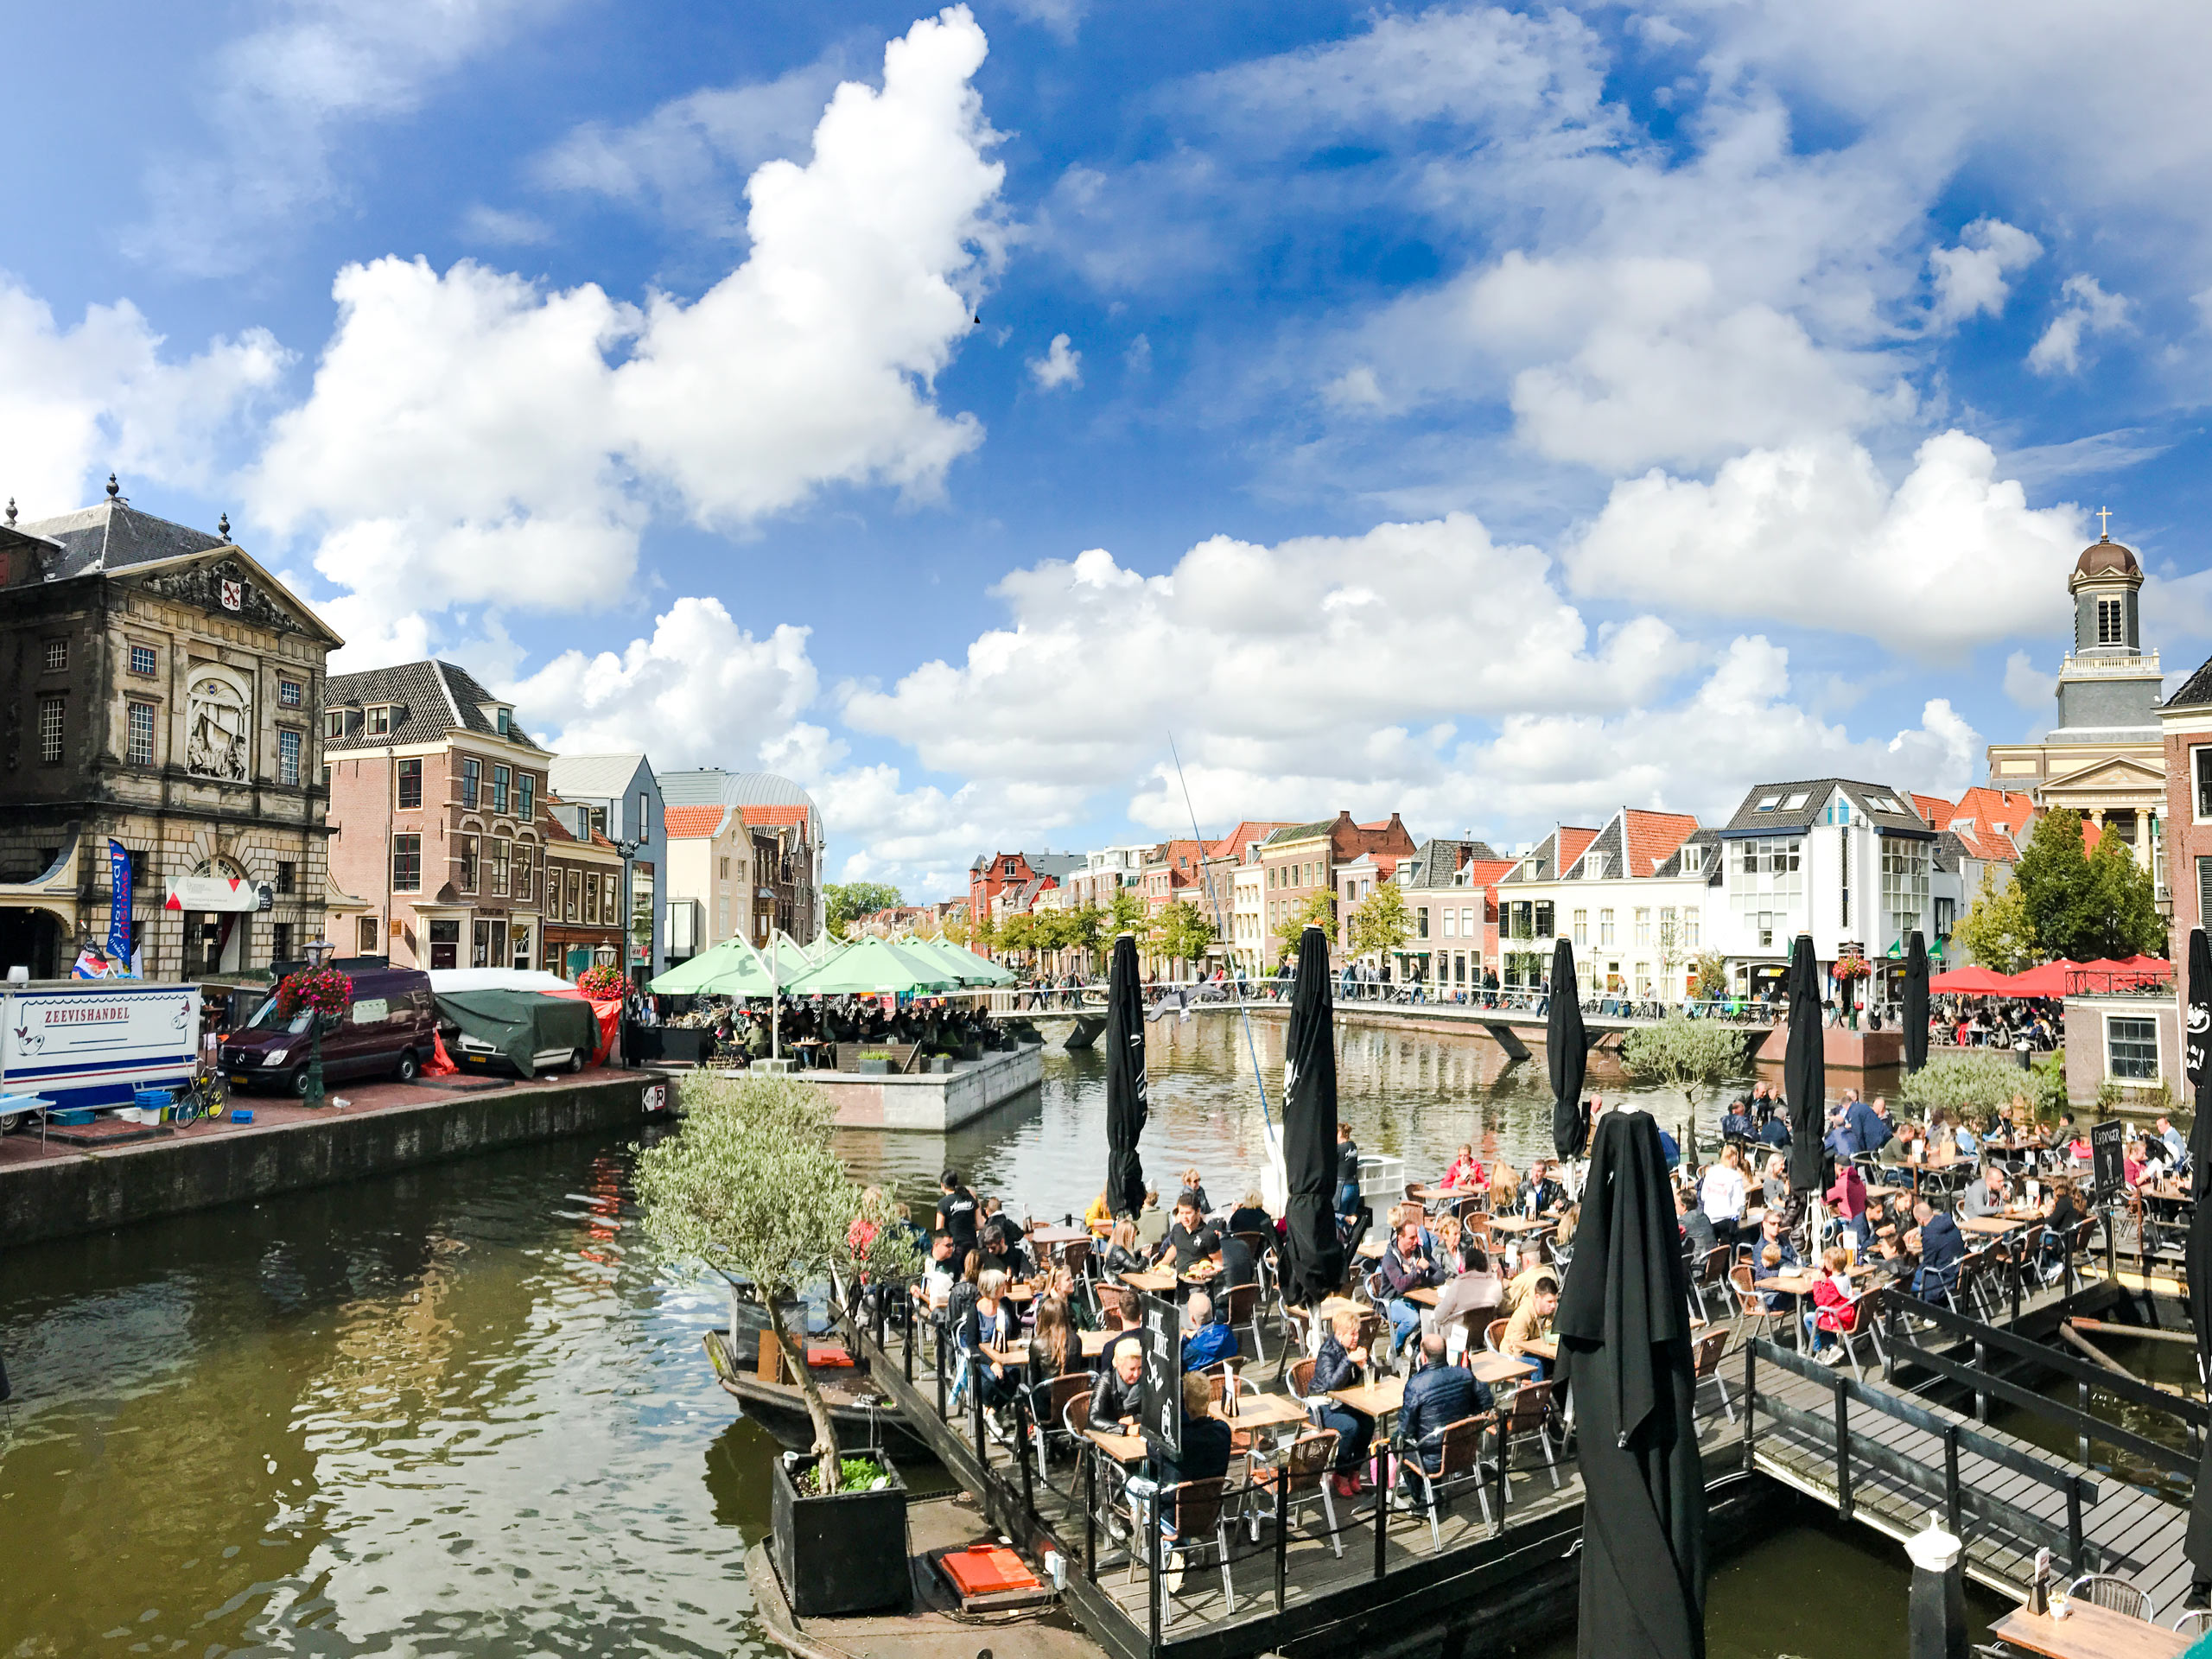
[2096,505,2113,539]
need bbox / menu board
[2090,1119,2126,1200]
[1139,1294,1179,1460]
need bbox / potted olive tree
[634,1073,918,1616]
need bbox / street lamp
[613,836,643,988]
[302,938,336,1108]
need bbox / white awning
[165,875,259,913]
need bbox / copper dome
[2074,535,2141,582]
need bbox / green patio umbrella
[785,937,955,996]
[648,936,780,997]
[902,935,1014,987]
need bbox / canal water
[0,1019,2002,1656]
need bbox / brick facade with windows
[324,659,549,972]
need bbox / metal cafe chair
[2065,1573,2152,1622]
[1224,1281,1268,1363]
[1124,1475,1242,1624]
[1502,1378,1565,1491]
[1688,1328,1735,1423]
[1400,1412,1497,1548]
[1247,1428,1344,1558]
[2174,1609,2212,1637]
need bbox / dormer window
[366,705,391,735]
[1681,846,1704,874]
[1584,852,1607,879]
[497,709,512,735]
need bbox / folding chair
[1248,1428,1343,1558]
[1401,1412,1497,1548]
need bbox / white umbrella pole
[772,931,780,1063]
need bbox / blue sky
[7,2,2212,898]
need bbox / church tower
[2055,519,2159,741]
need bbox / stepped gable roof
[16,496,228,580]
[1718,779,1930,839]
[326,660,541,753]
[663,805,729,839]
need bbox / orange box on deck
[938,1545,1040,1597]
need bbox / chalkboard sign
[2091,1118,2126,1199]
[1139,1294,1179,1460]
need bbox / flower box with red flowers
[274,965,353,1019]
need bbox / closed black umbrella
[1103,932,1148,1218]
[2181,929,2212,1595]
[1556,1107,1707,1659]
[1281,925,1345,1310]
[1783,934,1825,1193]
[1902,930,1929,1074]
[1550,938,1589,1164]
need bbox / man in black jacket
[1910,1197,1965,1303]
[1395,1335,1492,1491]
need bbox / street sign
[1139,1293,1179,1460]
[2090,1119,2126,1200]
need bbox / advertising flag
[107,839,133,971]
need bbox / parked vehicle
[434,988,598,1078]
[221,964,437,1095]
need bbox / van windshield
[245,1000,314,1036]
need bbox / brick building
[540,798,625,976]
[1255,811,1416,965]
[660,769,824,943]
[0,491,341,978]
[323,659,550,972]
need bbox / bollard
[1904,1517,1967,1659]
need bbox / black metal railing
[1743,1336,2100,1573]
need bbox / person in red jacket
[1808,1247,1860,1363]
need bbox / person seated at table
[1307,1307,1376,1497]
[1045,1263,1097,1331]
[1135,1189,1170,1249]
[1700,1144,1749,1244]
[1553,1201,1581,1251]
[1499,1257,1560,1318]
[1758,1106,1792,1151]
[1676,1185,1717,1264]
[1488,1162,1519,1213]
[1177,1166,1214,1217]
[1501,1282,1559,1380]
[2038,1176,2083,1274]
[1442,1144,1484,1192]
[1227,1187,1273,1238]
[1744,1211,1800,1310]
[1520,1160,1567,1218]
[1126,1373,1235,1546]
[982,1216,1033,1281]
[1960,1164,2010,1220]
[968,1269,1023,1421]
[1845,1094,1894,1160]
[1028,1295,1084,1378]
[2158,1113,2189,1169]
[1434,1212,1490,1275]
[915,1232,960,1305]
[1091,1333,1147,1430]
[1395,1332,1495,1495]
[1379,1217,1446,1356]
[1907,1196,1965,1304]
[945,1249,984,1335]
[1157,1192,1224,1277]
[1102,1218,1149,1280]
[1720,1098,1757,1142]
[1948,1111,1979,1161]
[1179,1292,1237,1371]
[1760,1152,1792,1217]
[1806,1246,1859,1361]
[1827,1159,1868,1248]
[1084,1188,1115,1237]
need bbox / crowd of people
[666,995,1007,1068]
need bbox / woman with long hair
[1028,1295,1078,1377]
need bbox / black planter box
[770,1451,911,1618]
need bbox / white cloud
[533,50,851,238]
[0,282,285,515]
[1565,429,2082,658]
[1324,366,1385,411]
[512,597,817,766]
[2002,650,2055,712]
[131,0,558,275]
[1001,0,1087,43]
[460,205,554,246]
[2028,275,2132,375]
[1929,217,2041,326]
[247,6,1005,660]
[1028,333,1083,390]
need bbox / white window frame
[2105,1011,2160,1083]
[2195,747,2212,823]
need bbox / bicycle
[171,1065,226,1126]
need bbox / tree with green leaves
[1283,886,1338,948]
[1350,881,1413,959]
[1061,903,1105,969]
[1621,1015,1750,1114]
[997,910,1038,959]
[1953,868,2037,973]
[1900,1051,2066,1125]
[634,1074,916,1494]
[2006,808,2167,962]
[943,911,973,948]
[1690,950,1731,1001]
[1149,899,1217,975]
[1105,885,1148,944]
[2083,825,2167,961]
[823,882,902,939]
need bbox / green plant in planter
[1902,1051,2065,1122]
[796,1453,890,1495]
[635,1073,917,1494]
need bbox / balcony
[2060,650,2160,678]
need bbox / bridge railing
[984,980,1787,1026]
[1744,1334,2099,1574]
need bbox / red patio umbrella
[2001,961,2075,998]
[1925,965,2020,995]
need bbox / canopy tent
[784,937,955,996]
[899,935,1016,986]
[1999,960,2075,998]
[1925,964,2025,995]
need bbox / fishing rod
[1166,734,1275,1130]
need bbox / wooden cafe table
[1515,1337,1558,1363]
[1987,1602,2188,1657]
[1961,1215,2032,1236]
[1753,1272,1821,1298]
[1214,1393,1306,1430]
[1119,1268,1179,1294]
[1081,1327,1137,1358]
[1467,1351,1539,1386]
[1086,1427,1150,1465]
[1328,1375,1406,1422]
[1028,1224,1092,1250]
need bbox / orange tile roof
[1951,787,2036,843]
[1557,827,1599,873]
[1461,858,1516,888]
[738,804,811,830]
[663,804,728,839]
[1621,809,1700,877]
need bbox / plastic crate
[133,1088,173,1114]
[938,1545,1039,1598]
[51,1109,96,1126]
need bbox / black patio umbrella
[1556,1107,1707,1659]
[1103,931,1148,1219]
[1281,925,1345,1310]
[2181,929,2212,1595]
[1783,934,1826,1193]
[1902,930,1930,1074]
[1549,938,1589,1164]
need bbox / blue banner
[107,838,132,971]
